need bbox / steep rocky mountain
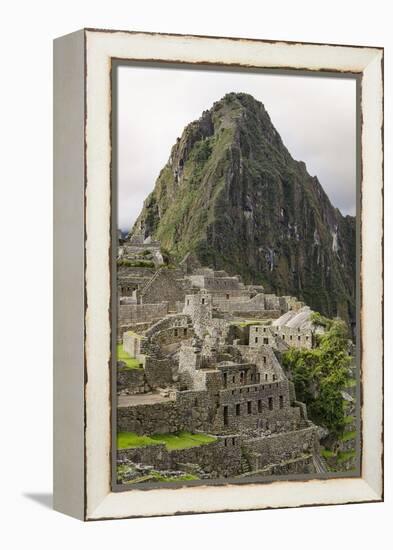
[129,92,356,323]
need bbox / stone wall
[145,314,194,348]
[144,356,174,388]
[117,436,242,477]
[249,325,312,350]
[188,274,241,292]
[119,302,168,325]
[117,368,147,394]
[237,344,285,382]
[117,391,213,435]
[140,268,190,311]
[117,267,156,296]
[123,331,145,358]
[183,293,213,338]
[274,326,313,349]
[243,426,318,469]
[178,343,206,390]
[264,294,281,310]
[255,455,315,476]
[118,400,178,434]
[249,325,275,347]
[214,380,302,433]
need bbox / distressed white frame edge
[80,30,383,520]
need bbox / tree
[282,315,352,436]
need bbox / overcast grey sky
[117,65,356,232]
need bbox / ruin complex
[116,236,327,483]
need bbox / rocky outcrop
[129,92,356,323]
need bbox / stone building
[117,258,322,481]
[249,324,313,350]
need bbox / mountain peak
[129,95,355,322]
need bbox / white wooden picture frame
[53,28,383,521]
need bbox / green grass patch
[117,344,142,369]
[117,432,160,449]
[337,450,356,463]
[117,431,216,451]
[339,430,356,442]
[344,415,355,425]
[150,432,216,450]
[148,472,199,482]
[122,471,199,484]
[321,448,336,459]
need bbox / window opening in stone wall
[247,401,252,414]
[223,406,229,426]
[279,395,284,409]
[258,399,262,412]
[268,397,273,410]
[236,403,240,416]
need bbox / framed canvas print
[53,29,383,521]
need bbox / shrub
[283,318,352,437]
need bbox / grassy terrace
[117,431,217,451]
[117,344,142,370]
[124,472,199,484]
[117,463,199,484]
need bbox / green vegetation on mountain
[129,92,356,321]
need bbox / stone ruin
[116,242,325,482]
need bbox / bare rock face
[129,92,356,323]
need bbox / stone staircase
[240,456,251,474]
[140,268,162,296]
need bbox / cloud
[117,65,356,231]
